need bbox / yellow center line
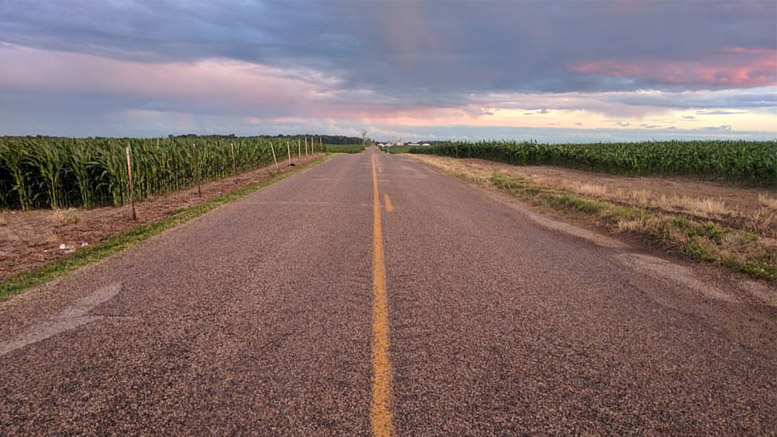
[384,194,394,212]
[371,154,395,437]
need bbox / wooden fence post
[270,141,279,171]
[193,142,202,197]
[298,138,301,161]
[125,145,136,221]
[230,142,238,183]
[286,140,292,165]
[304,137,308,157]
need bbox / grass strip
[0,155,332,301]
[414,156,776,282]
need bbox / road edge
[0,155,334,302]
[400,154,777,288]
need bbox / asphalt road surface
[1,147,775,435]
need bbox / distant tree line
[167,134,365,145]
[1,134,366,145]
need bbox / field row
[0,136,348,210]
[391,140,777,186]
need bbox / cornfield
[0,136,323,210]
[408,140,777,186]
[322,144,365,153]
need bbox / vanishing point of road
[1,147,775,435]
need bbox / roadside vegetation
[379,146,416,154]
[408,155,777,282]
[407,140,777,186]
[0,135,355,210]
[322,144,365,153]
[0,155,331,301]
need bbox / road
[1,147,775,435]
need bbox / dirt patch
[405,154,777,284]
[0,155,322,282]
[416,157,777,237]
[470,161,773,213]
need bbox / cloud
[682,115,696,120]
[522,108,551,115]
[0,1,775,138]
[1,1,775,97]
[696,110,748,115]
[570,47,777,88]
[466,87,777,118]
[0,45,340,111]
[701,125,733,131]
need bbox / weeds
[409,154,777,281]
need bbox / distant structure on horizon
[379,140,431,147]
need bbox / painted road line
[371,154,395,437]
[384,194,394,212]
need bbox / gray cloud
[696,110,748,115]
[0,0,775,137]
[1,0,774,99]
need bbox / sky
[0,0,775,142]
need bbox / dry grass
[617,219,643,233]
[654,194,729,216]
[481,164,738,220]
[406,153,777,281]
[51,208,81,225]
[630,190,652,205]
[759,194,777,211]
[573,182,610,197]
[491,162,776,237]
[415,154,777,233]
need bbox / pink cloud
[0,43,338,106]
[570,47,777,88]
[1,44,773,132]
